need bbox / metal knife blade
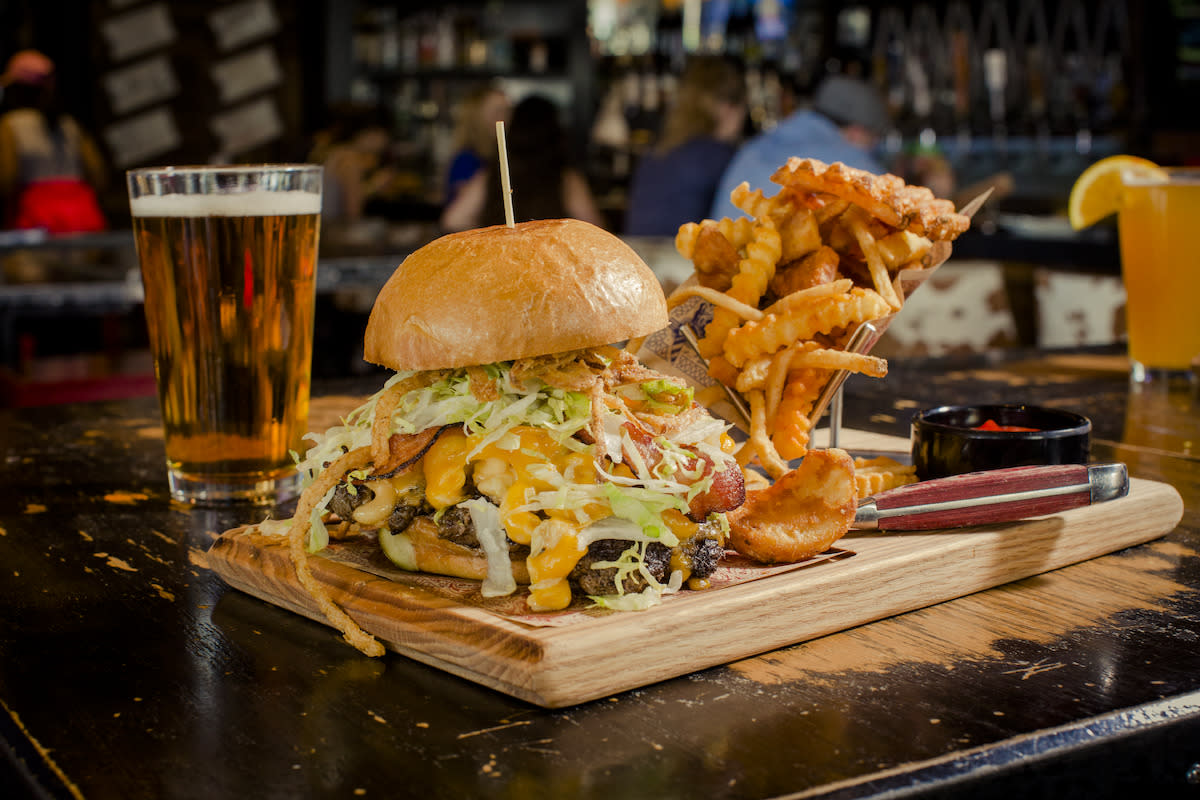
[854,463,1129,531]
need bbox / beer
[1118,168,1200,373]
[130,181,320,504]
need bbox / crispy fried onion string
[467,365,500,401]
[370,373,441,467]
[286,444,384,657]
[510,347,677,467]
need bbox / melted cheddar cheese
[423,428,470,508]
[471,427,604,547]
[662,508,700,583]
[377,423,708,613]
[352,466,425,528]
[526,519,588,611]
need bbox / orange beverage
[127,166,321,505]
[1117,168,1200,373]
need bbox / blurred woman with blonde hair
[444,83,510,205]
[623,55,746,236]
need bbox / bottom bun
[383,517,531,584]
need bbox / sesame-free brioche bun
[364,219,669,370]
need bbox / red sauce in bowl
[974,419,1039,432]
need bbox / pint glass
[127,165,321,505]
[1118,167,1200,384]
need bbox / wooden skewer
[496,120,514,228]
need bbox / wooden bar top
[1,346,1197,798]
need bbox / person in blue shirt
[623,55,747,236]
[709,74,890,221]
[444,84,510,206]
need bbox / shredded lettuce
[304,483,339,553]
[293,364,595,524]
[459,497,517,597]
[589,541,656,593]
[255,517,293,537]
[577,516,671,549]
[589,580,680,611]
[601,483,684,544]
[296,367,594,482]
[638,378,694,415]
[586,540,684,611]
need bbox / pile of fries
[670,158,970,482]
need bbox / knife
[854,463,1129,531]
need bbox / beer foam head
[130,189,321,218]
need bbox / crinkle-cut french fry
[856,470,918,496]
[770,369,824,460]
[732,341,819,396]
[723,288,891,368]
[674,220,713,259]
[698,219,781,359]
[706,354,741,387]
[730,181,779,220]
[788,347,888,378]
[717,216,758,248]
[730,181,807,227]
[677,216,757,260]
[762,278,853,316]
[690,225,740,291]
[740,341,886,403]
[854,456,918,497]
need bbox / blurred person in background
[441,94,602,231]
[623,55,747,236]
[444,83,510,206]
[0,49,107,234]
[316,104,398,224]
[710,73,889,221]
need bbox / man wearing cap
[709,74,890,221]
[0,50,54,101]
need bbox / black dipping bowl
[911,404,1091,480]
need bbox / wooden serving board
[206,430,1184,708]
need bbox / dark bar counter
[1,344,1198,799]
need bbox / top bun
[364,219,669,370]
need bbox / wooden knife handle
[871,464,1093,531]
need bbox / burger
[281,218,745,642]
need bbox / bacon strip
[688,460,745,520]
[369,426,448,479]
[621,422,745,521]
